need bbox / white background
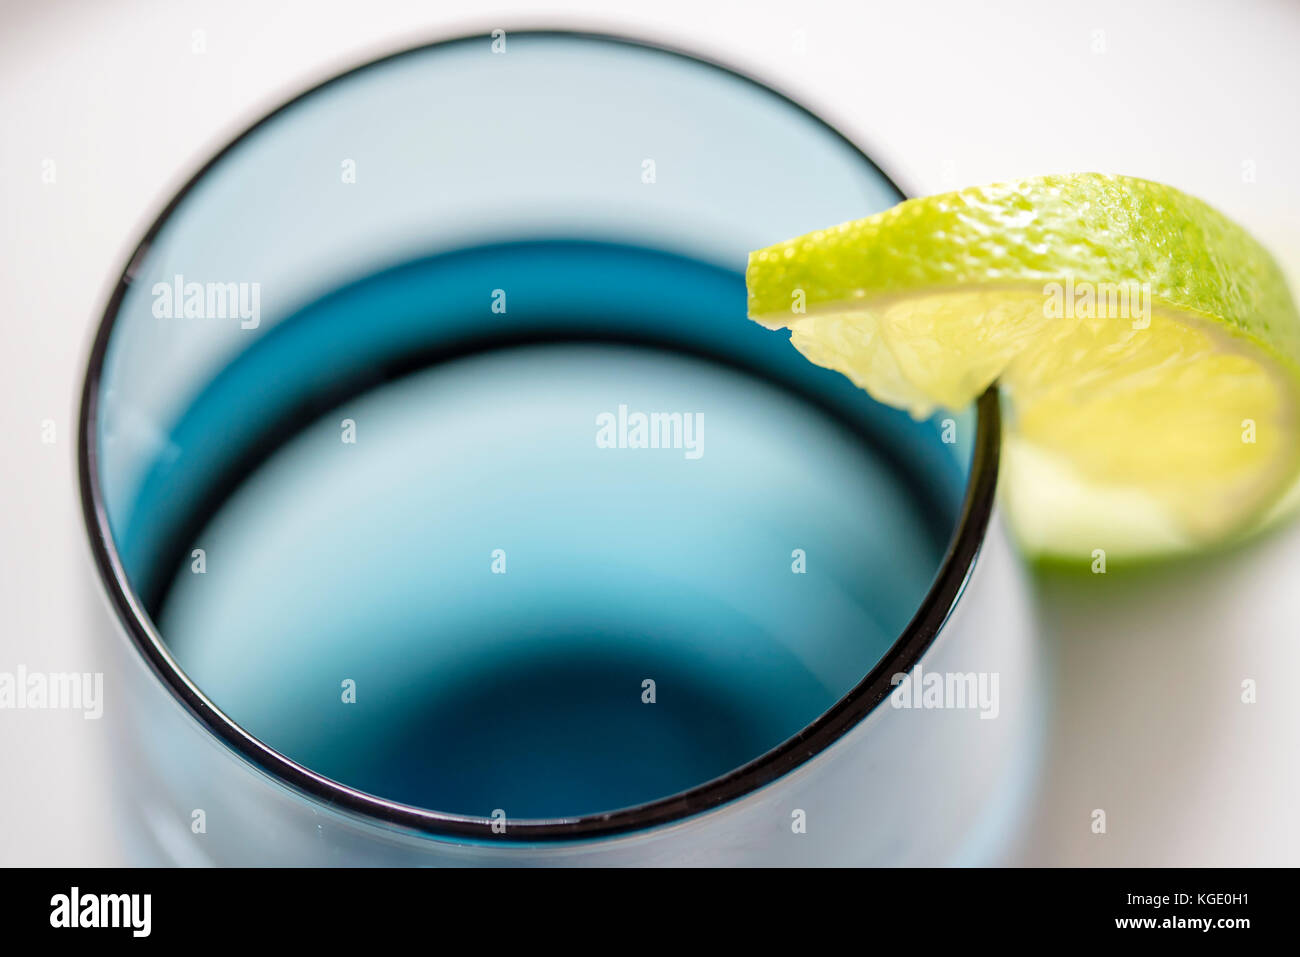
[2,0,1298,864]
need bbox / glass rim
[76,27,1003,843]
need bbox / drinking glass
[79,30,1040,865]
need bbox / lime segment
[746,173,1300,560]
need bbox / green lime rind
[746,173,1300,369]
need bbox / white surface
[2,0,1299,865]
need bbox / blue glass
[115,241,967,818]
[87,34,981,832]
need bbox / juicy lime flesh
[746,175,1300,560]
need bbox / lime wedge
[746,173,1300,561]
